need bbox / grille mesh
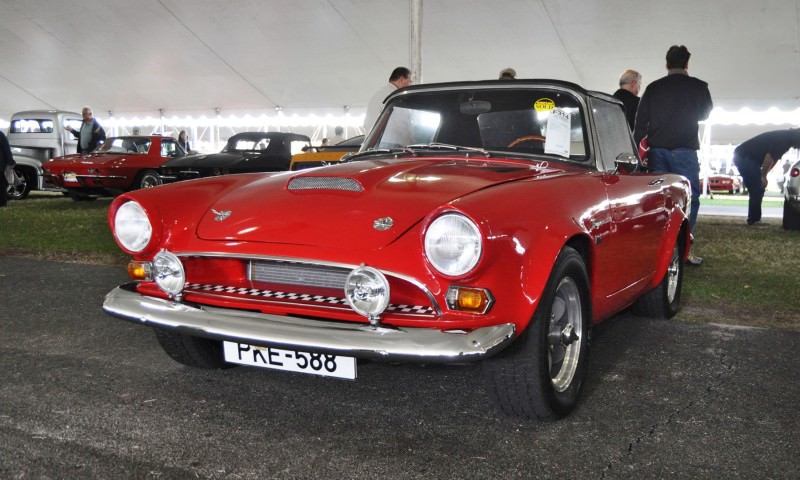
[288,176,363,192]
[250,261,349,289]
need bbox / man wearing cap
[634,45,713,265]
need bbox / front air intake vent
[288,176,363,192]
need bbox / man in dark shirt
[634,45,713,265]
[733,129,800,225]
[613,69,641,130]
[0,131,15,207]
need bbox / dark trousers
[733,152,765,224]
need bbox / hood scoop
[287,176,363,192]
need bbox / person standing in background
[363,67,413,133]
[0,131,15,207]
[613,69,641,130]
[733,129,800,226]
[65,106,106,154]
[634,45,713,265]
[177,130,191,153]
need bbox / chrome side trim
[103,284,515,362]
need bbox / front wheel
[631,242,683,318]
[6,166,33,200]
[153,328,232,369]
[484,246,590,421]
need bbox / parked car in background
[783,158,800,229]
[43,135,184,200]
[290,135,363,170]
[5,109,82,199]
[102,79,690,422]
[707,172,744,194]
[160,131,311,182]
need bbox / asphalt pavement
[1,256,798,479]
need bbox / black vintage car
[160,131,311,182]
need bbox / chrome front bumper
[103,284,516,362]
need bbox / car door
[590,97,667,305]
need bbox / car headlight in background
[424,213,482,277]
[345,266,390,326]
[114,201,152,253]
[153,250,185,297]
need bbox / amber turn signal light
[445,286,494,314]
[127,261,152,281]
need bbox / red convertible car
[103,80,691,421]
[44,135,185,199]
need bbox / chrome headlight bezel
[424,213,483,277]
[114,200,152,253]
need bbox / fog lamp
[152,250,185,297]
[344,266,390,326]
[127,261,152,281]
[446,286,494,314]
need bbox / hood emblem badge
[373,217,394,231]
[211,208,232,222]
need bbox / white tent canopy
[1,0,799,144]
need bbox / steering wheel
[508,134,546,148]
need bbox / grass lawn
[2,191,799,331]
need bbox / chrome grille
[288,176,363,192]
[250,260,349,289]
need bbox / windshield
[364,88,588,161]
[97,137,151,154]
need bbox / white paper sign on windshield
[544,108,571,158]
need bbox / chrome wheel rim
[547,276,583,393]
[666,245,680,303]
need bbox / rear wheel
[6,166,33,200]
[135,169,162,190]
[484,246,590,421]
[153,328,232,369]
[631,242,683,318]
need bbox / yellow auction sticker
[534,98,555,112]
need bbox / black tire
[783,200,800,230]
[6,166,33,200]
[153,328,232,369]
[631,242,683,318]
[484,246,590,421]
[135,169,162,190]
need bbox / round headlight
[344,266,390,324]
[114,201,152,253]
[424,213,482,276]
[153,250,185,297]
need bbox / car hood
[163,152,247,169]
[196,157,553,249]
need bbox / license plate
[63,172,78,184]
[222,342,356,380]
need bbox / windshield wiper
[407,143,491,157]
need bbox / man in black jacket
[613,69,641,130]
[65,106,106,154]
[634,45,713,265]
[0,131,14,207]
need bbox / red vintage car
[103,80,691,421]
[707,173,744,194]
[44,135,185,199]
